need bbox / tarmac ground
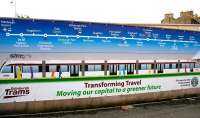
[2,97,200,118]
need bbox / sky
[0,0,200,24]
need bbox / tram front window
[1,65,12,73]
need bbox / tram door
[70,65,79,77]
[157,64,164,73]
[127,64,134,74]
[109,64,117,75]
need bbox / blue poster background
[0,17,199,57]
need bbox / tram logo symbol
[191,77,199,87]
[3,87,30,99]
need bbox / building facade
[161,11,200,24]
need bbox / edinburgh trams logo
[4,87,30,99]
[191,77,199,87]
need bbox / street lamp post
[10,0,17,17]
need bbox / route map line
[6,33,197,44]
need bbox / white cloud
[0,0,199,23]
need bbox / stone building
[161,11,200,24]
[161,13,176,24]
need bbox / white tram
[0,59,200,79]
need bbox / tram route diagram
[0,17,200,55]
[5,32,197,44]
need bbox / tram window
[49,65,56,72]
[138,64,141,70]
[148,64,152,69]
[23,66,31,73]
[2,65,12,73]
[176,63,182,68]
[186,63,190,68]
[39,66,42,72]
[182,63,190,68]
[197,64,200,68]
[151,64,154,69]
[180,64,182,68]
[190,63,194,68]
[182,64,185,68]
[46,66,49,72]
[57,65,60,72]
[32,66,39,72]
[101,65,105,71]
[127,64,130,70]
[140,64,152,70]
[169,64,172,69]
[127,64,133,70]
[154,64,157,69]
[176,64,179,68]
[141,64,147,70]
[172,64,176,69]
[60,65,69,72]
[119,64,125,70]
[87,65,102,71]
[23,66,39,73]
[195,64,200,68]
[88,65,94,71]
[85,65,88,71]
[195,64,197,68]
[165,64,170,69]
[80,65,82,71]
[95,65,101,71]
